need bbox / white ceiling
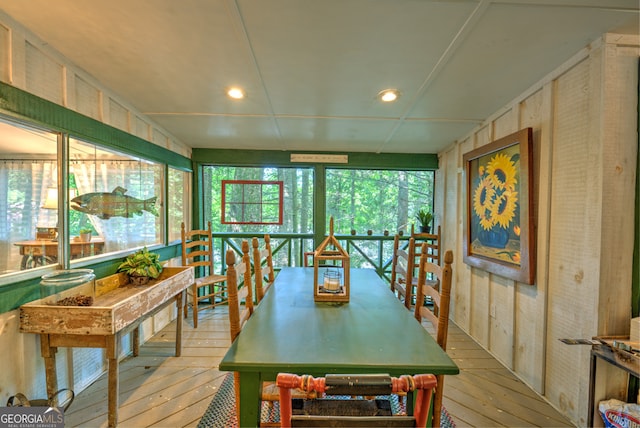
[1,0,638,154]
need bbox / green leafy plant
[415,208,433,227]
[117,247,163,279]
[79,228,93,235]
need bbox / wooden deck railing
[211,233,408,284]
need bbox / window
[0,112,188,287]
[168,167,191,243]
[0,85,192,314]
[221,180,283,225]
[325,169,435,235]
[69,138,164,257]
[203,166,313,234]
[200,163,435,271]
[0,118,59,273]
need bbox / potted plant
[117,247,163,285]
[415,208,433,233]
[78,228,93,242]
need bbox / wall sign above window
[221,180,284,225]
[290,154,348,163]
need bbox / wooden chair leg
[183,293,189,319]
[192,283,199,329]
[278,383,292,428]
[432,374,444,427]
[234,372,241,418]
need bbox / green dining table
[219,267,459,427]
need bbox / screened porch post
[313,164,326,249]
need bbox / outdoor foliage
[203,166,434,235]
[204,166,314,234]
[326,169,434,234]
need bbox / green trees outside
[203,166,314,234]
[203,166,434,236]
[326,169,433,235]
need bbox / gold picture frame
[462,128,535,284]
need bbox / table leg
[175,291,184,357]
[132,328,140,357]
[39,334,58,399]
[106,335,120,428]
[587,350,597,427]
[238,372,262,427]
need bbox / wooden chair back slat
[184,260,210,269]
[183,248,209,257]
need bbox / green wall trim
[192,148,438,170]
[0,82,192,171]
[193,163,204,229]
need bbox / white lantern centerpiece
[313,217,350,302]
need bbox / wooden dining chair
[303,251,314,267]
[411,224,442,267]
[227,241,254,342]
[227,241,311,426]
[414,247,453,428]
[408,224,443,310]
[390,235,417,310]
[252,234,275,303]
[225,242,254,415]
[391,224,442,309]
[276,373,437,428]
[181,222,227,328]
[251,235,319,423]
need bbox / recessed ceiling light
[377,89,400,103]
[227,87,245,100]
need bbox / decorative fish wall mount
[71,186,159,220]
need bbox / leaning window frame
[221,179,284,225]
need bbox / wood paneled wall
[0,10,189,158]
[0,10,189,407]
[437,34,639,426]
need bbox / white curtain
[0,160,56,273]
[72,161,102,237]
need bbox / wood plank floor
[64,307,574,427]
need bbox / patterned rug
[198,373,456,427]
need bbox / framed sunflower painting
[463,128,535,284]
